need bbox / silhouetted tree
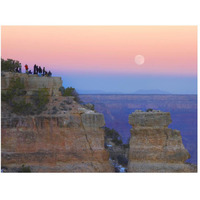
[1,58,21,72]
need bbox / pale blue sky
[53,72,197,94]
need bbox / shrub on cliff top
[59,86,81,103]
[1,58,21,72]
[146,108,153,112]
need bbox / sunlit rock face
[1,72,114,172]
[1,72,62,96]
[128,110,196,172]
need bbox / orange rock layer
[128,110,197,172]
[1,108,113,172]
[1,72,113,172]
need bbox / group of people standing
[23,64,52,77]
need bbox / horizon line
[79,93,197,95]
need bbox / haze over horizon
[57,73,197,94]
[1,26,197,94]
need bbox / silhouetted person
[48,71,52,77]
[42,67,46,76]
[36,65,38,74]
[28,70,32,74]
[33,64,37,74]
[25,64,28,74]
[38,66,42,73]
[38,66,42,76]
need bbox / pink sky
[1,26,197,76]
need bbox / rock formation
[1,72,114,172]
[128,110,197,172]
[1,72,62,96]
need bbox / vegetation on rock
[104,126,129,148]
[104,127,123,145]
[1,77,33,114]
[83,103,95,110]
[104,126,129,171]
[19,164,31,173]
[1,77,26,102]
[59,86,81,103]
[116,155,128,165]
[1,58,21,72]
[2,77,49,115]
[12,100,33,115]
[31,88,49,114]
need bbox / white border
[0,1,199,200]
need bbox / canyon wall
[128,110,197,172]
[1,72,113,172]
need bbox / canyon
[1,72,197,172]
[80,94,197,165]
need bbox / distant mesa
[134,89,171,94]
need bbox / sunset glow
[1,26,197,76]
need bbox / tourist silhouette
[42,67,45,76]
[34,64,37,74]
[38,66,42,76]
[25,64,28,74]
[48,71,52,77]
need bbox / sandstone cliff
[1,72,62,96]
[1,72,114,172]
[128,110,197,172]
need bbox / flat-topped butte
[127,109,196,172]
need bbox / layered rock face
[1,72,113,172]
[128,110,197,172]
[1,72,62,96]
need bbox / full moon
[135,55,145,65]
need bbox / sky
[1,26,197,94]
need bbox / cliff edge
[1,72,114,172]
